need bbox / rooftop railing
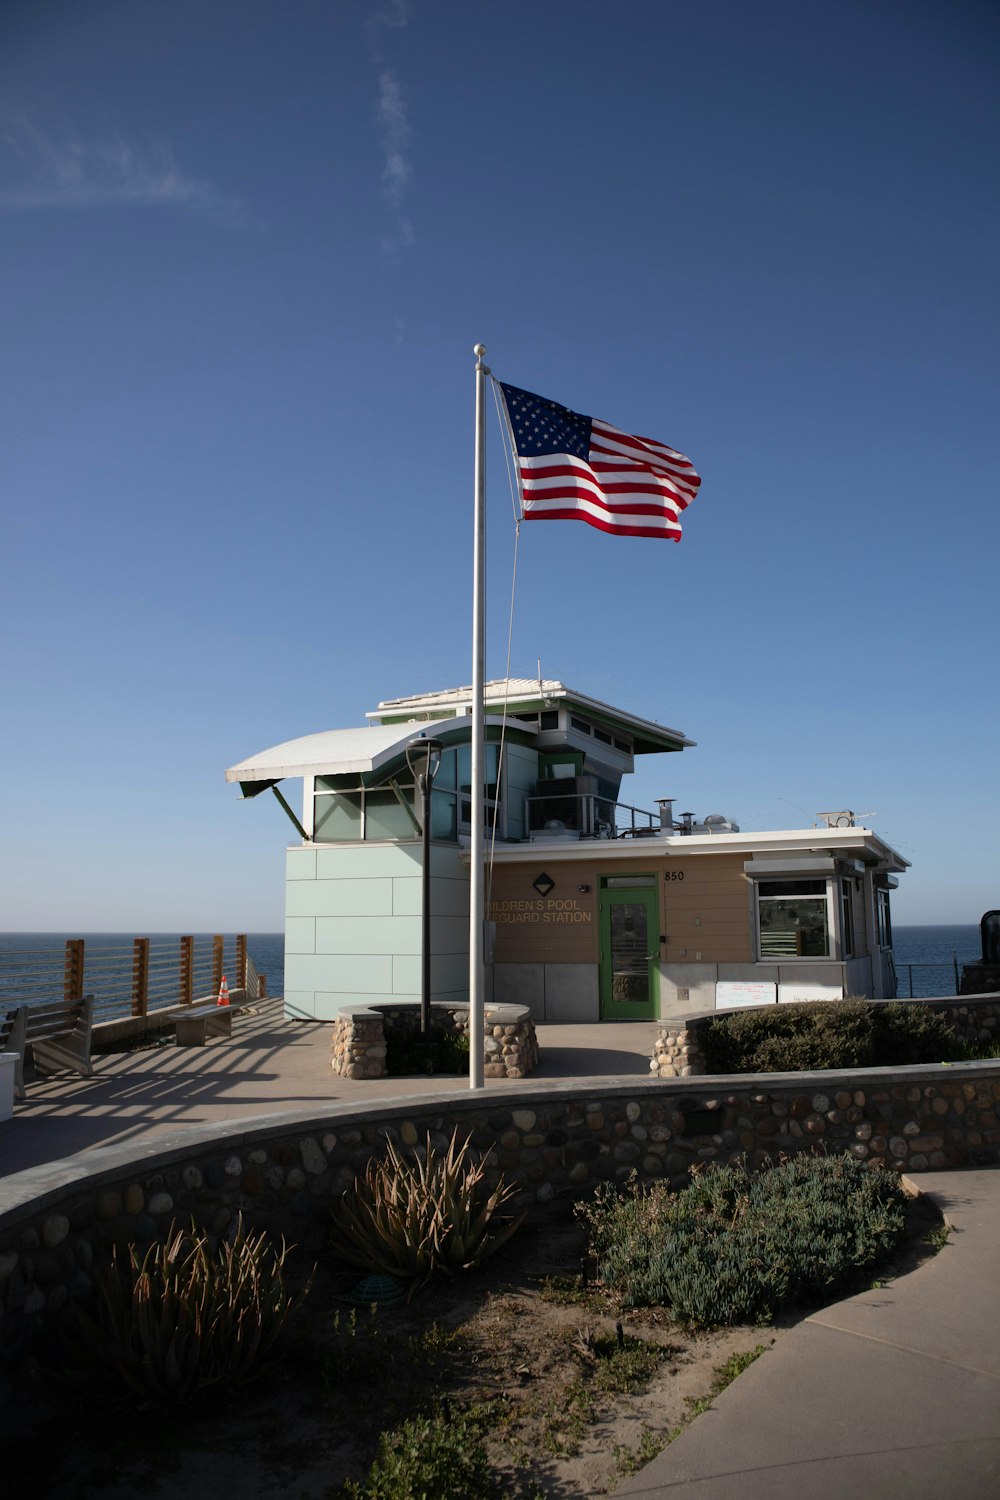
[523,792,659,841]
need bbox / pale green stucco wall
[283,842,470,1020]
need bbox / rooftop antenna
[816,810,877,829]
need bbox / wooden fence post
[64,939,85,1002]
[131,938,150,1017]
[212,935,224,999]
[236,934,247,990]
[259,973,268,999]
[179,936,194,1007]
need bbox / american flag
[497,381,700,540]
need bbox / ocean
[892,924,980,999]
[0,926,981,1013]
[0,932,285,1016]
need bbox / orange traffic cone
[217,975,230,1007]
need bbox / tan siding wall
[489,850,754,967]
[660,853,752,964]
[490,860,600,965]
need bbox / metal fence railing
[0,935,266,1026]
[894,956,965,999]
[524,793,659,840]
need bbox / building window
[840,879,855,958]
[757,880,831,958]
[313,781,435,844]
[313,790,362,841]
[876,887,893,949]
[311,741,503,845]
[364,790,416,842]
[459,743,501,829]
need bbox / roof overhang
[476,826,910,873]
[226,715,514,796]
[368,678,694,755]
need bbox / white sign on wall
[778,983,843,1005]
[715,981,777,1009]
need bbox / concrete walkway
[614,1167,1000,1500]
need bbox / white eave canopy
[226,714,509,790]
[482,826,910,874]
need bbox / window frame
[754,878,836,961]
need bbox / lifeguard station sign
[490,898,592,925]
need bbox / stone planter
[330,1001,538,1081]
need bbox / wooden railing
[0,936,267,1025]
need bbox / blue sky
[2,0,997,932]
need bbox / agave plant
[330,1129,524,1295]
[63,1215,303,1402]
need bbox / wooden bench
[3,995,95,1100]
[168,997,251,1047]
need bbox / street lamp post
[405,735,443,1039]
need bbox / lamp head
[405,734,444,783]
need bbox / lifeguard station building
[227,678,907,1023]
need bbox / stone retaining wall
[329,1002,538,1080]
[960,964,1000,996]
[652,994,1000,1079]
[2,1060,1000,1371]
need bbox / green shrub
[341,1407,499,1499]
[701,999,961,1074]
[386,1027,470,1076]
[329,1129,524,1295]
[870,1002,959,1065]
[62,1215,302,1402]
[578,1154,908,1327]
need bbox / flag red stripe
[522,484,682,517]
[523,507,682,539]
[518,461,688,511]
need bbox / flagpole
[469,343,488,1090]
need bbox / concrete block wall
[493,962,599,1021]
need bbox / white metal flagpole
[469,342,488,1090]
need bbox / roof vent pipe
[656,798,675,831]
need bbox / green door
[599,886,660,1019]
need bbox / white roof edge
[365,678,693,748]
[481,826,909,871]
[226,714,514,783]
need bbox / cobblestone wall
[652,995,1000,1079]
[2,1061,999,1369]
[960,965,1000,996]
[329,1002,538,1080]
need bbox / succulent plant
[62,1215,303,1401]
[329,1129,524,1295]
